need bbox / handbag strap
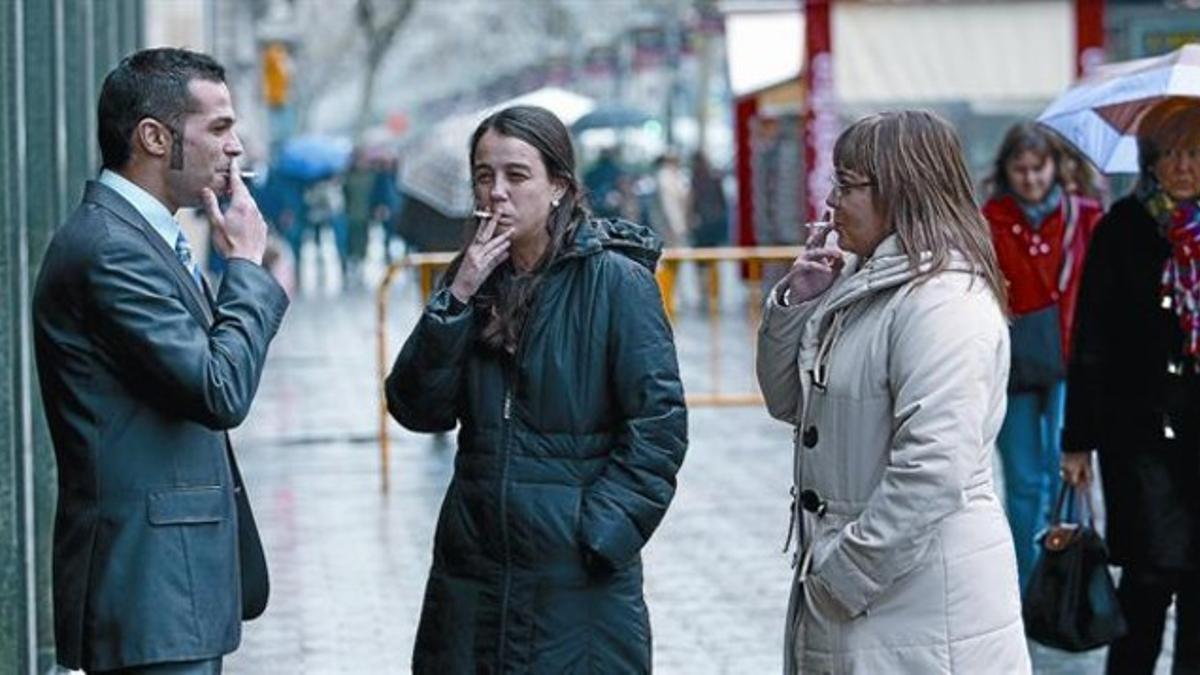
[1051,481,1096,529]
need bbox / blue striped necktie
[173,230,204,290]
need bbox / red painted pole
[1075,0,1106,78]
[803,0,835,223]
[735,96,759,248]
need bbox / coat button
[800,488,827,516]
[803,426,819,448]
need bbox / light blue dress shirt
[97,169,182,251]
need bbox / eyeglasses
[831,176,874,197]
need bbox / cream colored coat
[757,235,1030,674]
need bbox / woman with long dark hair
[1061,98,1200,674]
[386,105,687,673]
[982,122,1102,594]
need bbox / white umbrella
[1037,43,1200,174]
[397,113,480,218]
[398,88,596,217]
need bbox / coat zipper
[497,317,532,669]
[494,261,566,670]
[496,386,514,669]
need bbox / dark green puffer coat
[387,218,688,674]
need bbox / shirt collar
[98,169,181,248]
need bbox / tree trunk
[354,49,384,141]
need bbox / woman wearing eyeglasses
[981,122,1103,596]
[1060,98,1200,674]
[757,110,1029,673]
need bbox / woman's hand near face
[780,223,845,304]
[449,213,512,303]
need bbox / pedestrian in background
[757,110,1029,674]
[689,150,729,248]
[583,146,627,220]
[981,122,1102,594]
[372,156,405,262]
[342,148,375,286]
[303,176,348,281]
[688,150,730,309]
[32,48,289,674]
[386,105,687,673]
[1061,98,1200,674]
[652,150,691,247]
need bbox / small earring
[551,197,561,208]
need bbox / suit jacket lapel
[84,181,214,326]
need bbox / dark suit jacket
[33,181,289,671]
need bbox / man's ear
[134,118,172,160]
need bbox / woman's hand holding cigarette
[777,216,844,306]
[449,210,512,303]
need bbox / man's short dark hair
[97,48,226,170]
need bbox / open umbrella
[396,113,480,218]
[274,135,354,182]
[1037,43,1200,174]
[398,88,596,218]
[570,104,655,134]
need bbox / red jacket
[984,193,1102,362]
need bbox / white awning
[725,10,803,96]
[724,1,1075,104]
[835,1,1074,103]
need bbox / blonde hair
[1138,97,1200,175]
[833,110,1009,312]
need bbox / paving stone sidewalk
[223,278,1166,674]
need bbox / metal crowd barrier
[375,245,803,491]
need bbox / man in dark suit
[32,48,288,674]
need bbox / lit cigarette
[473,210,493,219]
[807,221,833,237]
[239,171,257,181]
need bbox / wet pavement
[222,260,1171,674]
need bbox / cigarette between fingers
[473,210,493,219]
[239,171,257,181]
[807,221,833,240]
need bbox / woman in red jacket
[982,122,1103,595]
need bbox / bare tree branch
[353,0,418,139]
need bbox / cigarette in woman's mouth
[808,221,833,238]
[473,210,493,219]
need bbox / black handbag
[1008,303,1065,391]
[1023,484,1127,652]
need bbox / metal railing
[375,245,802,490]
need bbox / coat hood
[799,234,980,374]
[563,218,663,272]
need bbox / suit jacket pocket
[147,486,227,525]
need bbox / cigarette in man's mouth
[473,210,493,219]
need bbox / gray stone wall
[0,2,142,673]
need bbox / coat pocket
[146,486,227,525]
